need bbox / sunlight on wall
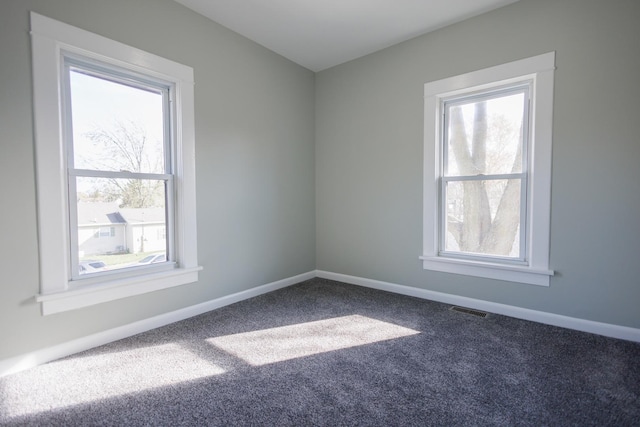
[207,314,420,366]
[0,343,225,420]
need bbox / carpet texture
[1,278,639,426]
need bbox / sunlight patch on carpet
[207,314,420,366]
[1,343,225,420]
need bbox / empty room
[1,0,639,424]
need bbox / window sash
[439,175,528,263]
[441,84,530,178]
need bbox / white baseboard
[0,271,315,378]
[316,270,640,343]
[3,268,638,378]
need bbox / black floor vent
[450,306,488,318]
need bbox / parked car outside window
[79,260,107,275]
[137,253,166,265]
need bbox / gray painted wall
[1,0,639,362]
[0,0,315,359]
[316,0,640,328]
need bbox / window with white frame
[31,12,201,314]
[421,53,555,286]
[94,227,116,239]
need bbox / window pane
[446,91,525,176]
[69,69,165,174]
[75,177,167,276]
[444,179,521,258]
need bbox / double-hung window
[31,12,200,314]
[421,53,555,286]
[65,58,175,280]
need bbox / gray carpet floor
[1,278,639,426]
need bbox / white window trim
[30,12,201,315]
[421,52,555,286]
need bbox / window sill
[36,266,202,315]
[419,255,552,286]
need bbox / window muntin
[442,178,523,258]
[440,85,529,262]
[64,59,172,280]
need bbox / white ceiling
[174,0,520,72]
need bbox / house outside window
[157,227,167,241]
[421,53,555,286]
[31,12,201,314]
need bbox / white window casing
[30,12,201,314]
[421,52,555,286]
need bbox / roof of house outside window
[77,202,125,225]
[77,202,164,226]
[119,208,165,224]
